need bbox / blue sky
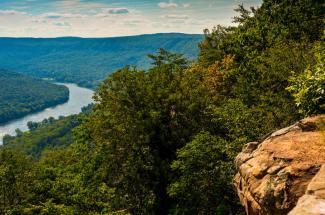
[0,0,262,37]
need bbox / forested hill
[0,33,202,88]
[0,71,69,123]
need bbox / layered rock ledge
[234,115,325,215]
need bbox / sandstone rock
[307,165,325,198]
[288,195,325,215]
[288,165,325,215]
[233,115,325,215]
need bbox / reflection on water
[0,83,94,144]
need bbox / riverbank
[0,72,70,124]
[0,95,69,124]
[0,83,94,144]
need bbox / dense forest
[3,104,93,157]
[0,71,69,123]
[0,34,202,88]
[3,115,80,157]
[0,0,324,214]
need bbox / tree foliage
[288,41,325,116]
[0,0,324,214]
[168,132,238,215]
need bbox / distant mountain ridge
[0,33,203,88]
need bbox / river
[0,83,94,144]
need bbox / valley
[0,33,202,89]
[0,0,323,214]
[0,83,93,144]
[0,33,200,142]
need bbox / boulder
[233,115,325,215]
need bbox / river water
[0,83,94,144]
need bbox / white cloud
[53,22,71,27]
[0,0,264,37]
[0,8,217,37]
[95,8,131,18]
[41,12,87,19]
[163,14,189,20]
[0,8,158,37]
[53,0,106,12]
[182,4,191,8]
[0,0,254,38]
[103,8,130,15]
[0,10,27,15]
[158,2,178,9]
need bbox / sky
[0,0,262,38]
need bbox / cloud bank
[0,0,262,37]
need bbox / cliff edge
[234,115,325,215]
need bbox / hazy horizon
[0,0,261,38]
[0,32,203,39]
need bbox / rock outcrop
[234,115,325,215]
[288,164,325,215]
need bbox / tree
[168,132,238,215]
[198,25,234,67]
[77,50,216,214]
[27,121,39,131]
[288,42,325,116]
[0,1,324,214]
[148,48,188,68]
[0,149,35,214]
[15,129,23,137]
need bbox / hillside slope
[0,71,69,123]
[0,33,203,88]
